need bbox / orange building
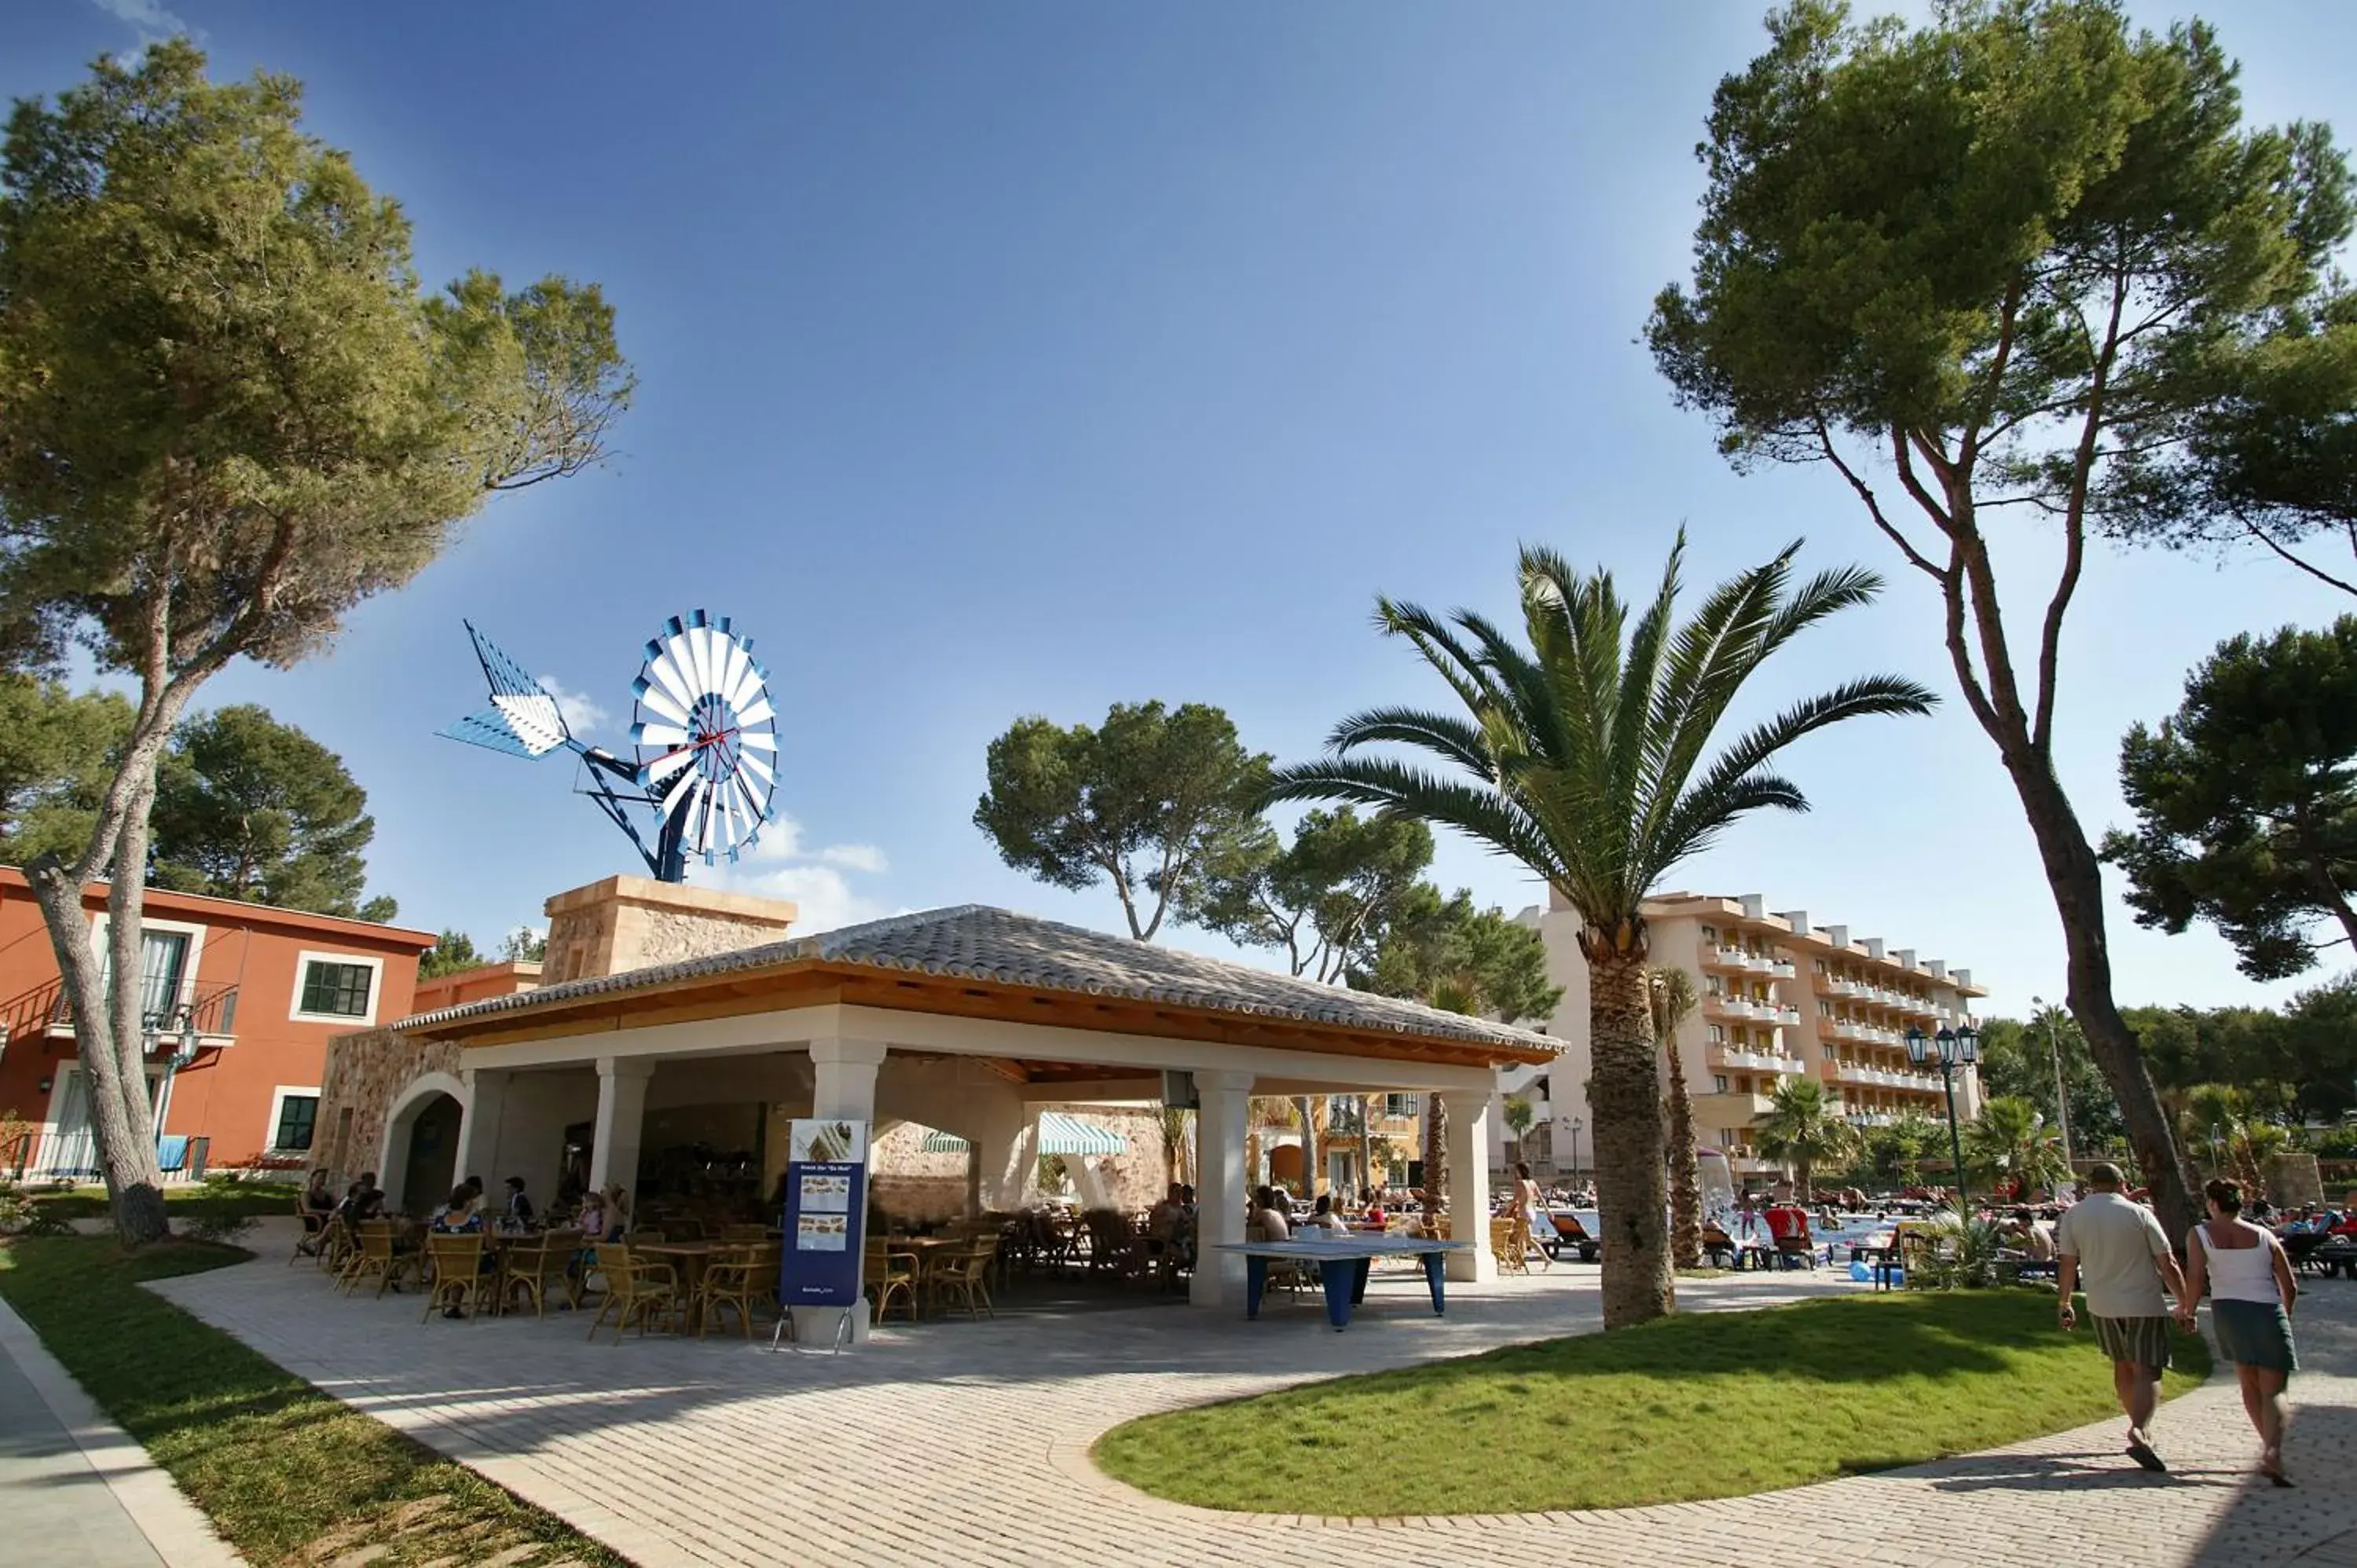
[0,869,434,1180]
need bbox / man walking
[2056,1162,2188,1471]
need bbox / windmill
[438,611,780,881]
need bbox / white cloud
[716,863,896,936]
[702,809,896,935]
[815,843,889,874]
[538,676,610,738]
[90,0,195,53]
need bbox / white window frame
[289,951,384,1026]
[265,1084,323,1155]
[88,912,208,1015]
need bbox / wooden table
[1211,1236,1470,1331]
[633,1242,718,1332]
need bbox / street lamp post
[1906,1023,1978,1209]
[1567,1117,1584,1185]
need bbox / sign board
[1160,1069,1198,1110]
[779,1118,869,1310]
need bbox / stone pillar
[453,1068,509,1189]
[808,1037,887,1119]
[1190,1071,1252,1309]
[799,1037,888,1345]
[588,1058,654,1196]
[1446,1090,1495,1283]
[964,1091,1036,1214]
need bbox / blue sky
[13,1,2355,1014]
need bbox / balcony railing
[1710,1048,1805,1075]
[1767,960,1797,979]
[5,975,240,1047]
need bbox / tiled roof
[394,903,1560,1054]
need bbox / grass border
[0,1236,629,1568]
[1092,1289,2212,1515]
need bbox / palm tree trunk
[1795,1156,1813,1205]
[1590,948,1673,1326]
[1662,1049,1703,1271]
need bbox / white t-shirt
[2056,1192,2172,1318]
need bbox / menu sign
[780,1119,869,1309]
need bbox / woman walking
[2177,1178,2299,1486]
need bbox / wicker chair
[421,1233,493,1321]
[339,1221,409,1297]
[697,1241,783,1339]
[929,1241,998,1320]
[291,1199,331,1266]
[586,1243,680,1343]
[863,1237,918,1324]
[1489,1216,1527,1276]
[500,1229,584,1317]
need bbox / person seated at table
[302,1168,337,1217]
[432,1185,485,1234]
[1305,1193,1350,1235]
[602,1184,632,1241]
[1148,1183,1187,1244]
[1363,1199,1387,1228]
[503,1175,536,1229]
[1248,1185,1291,1241]
[353,1187,387,1222]
[2004,1207,2055,1262]
[575,1188,607,1240]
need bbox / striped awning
[917,1111,1129,1157]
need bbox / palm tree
[1754,1075,1857,1203]
[1647,965,1704,1269]
[1964,1095,2070,1199]
[1268,536,1933,1326]
[1502,1094,1536,1160]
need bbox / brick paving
[151,1222,2357,1568]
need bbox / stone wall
[317,1026,460,1188]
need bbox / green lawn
[30,1179,303,1221]
[1094,1291,2210,1515]
[0,1237,623,1568]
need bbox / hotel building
[1500,890,1989,1185]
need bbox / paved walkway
[153,1221,2357,1568]
[0,1293,241,1567]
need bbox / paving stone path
[152,1222,2357,1568]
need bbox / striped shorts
[2092,1313,2173,1371]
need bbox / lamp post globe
[1910,1024,1970,1209]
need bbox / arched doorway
[380,1072,467,1214]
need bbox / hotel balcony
[1846,1112,1897,1129]
[1766,959,1798,979]
[1705,945,1753,973]
[1708,1046,1805,1075]
[1691,1091,1775,1129]
[5,975,240,1053]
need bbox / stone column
[1189,1071,1253,1310]
[963,1090,1035,1214]
[588,1058,654,1197]
[1445,1090,1495,1283]
[453,1068,509,1189]
[808,1036,888,1120]
[799,1037,889,1345]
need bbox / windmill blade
[656,761,703,819]
[440,622,576,758]
[639,746,698,786]
[439,708,559,759]
[630,721,691,749]
[738,731,779,752]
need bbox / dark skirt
[2212,1298,2297,1373]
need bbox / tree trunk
[1588,946,1673,1326]
[1794,1156,1813,1205]
[2003,749,2201,1242]
[26,855,170,1245]
[1662,1049,1703,1271]
[1294,1095,1319,1196]
[1359,1101,1374,1198]
[1420,1094,1447,1224]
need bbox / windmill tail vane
[436,612,781,882]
